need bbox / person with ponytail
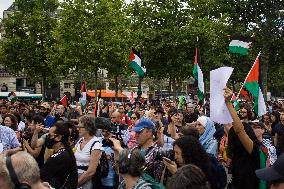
[40,121,78,189]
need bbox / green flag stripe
[244,81,259,114]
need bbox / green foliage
[0,0,59,80]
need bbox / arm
[78,150,102,186]
[224,88,254,154]
[31,126,46,148]
[23,139,42,158]
[156,124,165,147]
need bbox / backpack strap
[89,140,100,155]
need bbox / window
[64,83,71,88]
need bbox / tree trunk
[172,78,177,100]
[168,77,172,98]
[115,75,119,101]
[94,67,98,101]
[42,73,46,100]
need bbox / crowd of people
[0,87,284,189]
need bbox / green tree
[0,0,60,97]
[54,0,131,99]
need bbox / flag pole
[236,51,261,98]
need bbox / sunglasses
[131,117,137,120]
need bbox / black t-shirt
[40,149,78,189]
[228,128,260,189]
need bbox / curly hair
[78,115,97,136]
[173,136,211,178]
[167,164,211,189]
[2,113,18,131]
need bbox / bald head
[111,111,121,123]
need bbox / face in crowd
[118,105,125,114]
[135,128,153,146]
[238,108,248,120]
[0,105,8,115]
[111,112,121,124]
[173,145,184,166]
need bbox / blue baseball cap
[132,118,155,133]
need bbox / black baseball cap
[255,153,284,181]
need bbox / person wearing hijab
[195,116,218,157]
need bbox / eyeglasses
[131,117,137,120]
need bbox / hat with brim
[132,119,155,133]
[255,167,283,182]
[255,153,284,181]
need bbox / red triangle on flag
[60,95,68,107]
[245,56,260,82]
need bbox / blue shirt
[99,137,116,187]
[44,115,56,128]
[0,125,20,151]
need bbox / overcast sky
[0,0,14,19]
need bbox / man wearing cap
[184,103,199,123]
[39,102,56,128]
[256,153,284,189]
[111,118,168,183]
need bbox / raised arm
[224,87,254,154]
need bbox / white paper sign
[210,67,234,124]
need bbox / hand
[35,124,44,133]
[22,139,29,147]
[163,159,178,174]
[109,138,123,152]
[224,87,233,103]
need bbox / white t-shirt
[74,136,103,174]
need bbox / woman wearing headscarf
[195,116,218,157]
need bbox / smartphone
[163,157,174,164]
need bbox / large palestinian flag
[229,37,252,56]
[193,47,204,102]
[240,53,266,117]
[129,48,146,77]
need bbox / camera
[154,149,174,162]
[20,128,33,141]
[95,117,127,148]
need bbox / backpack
[89,140,109,178]
[141,173,166,189]
[208,154,227,189]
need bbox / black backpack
[208,154,227,189]
[89,140,109,178]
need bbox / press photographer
[21,115,46,168]
[95,117,119,188]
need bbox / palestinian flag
[60,95,68,107]
[193,47,204,102]
[79,81,87,109]
[229,37,252,56]
[231,94,240,111]
[129,48,146,77]
[240,53,266,117]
